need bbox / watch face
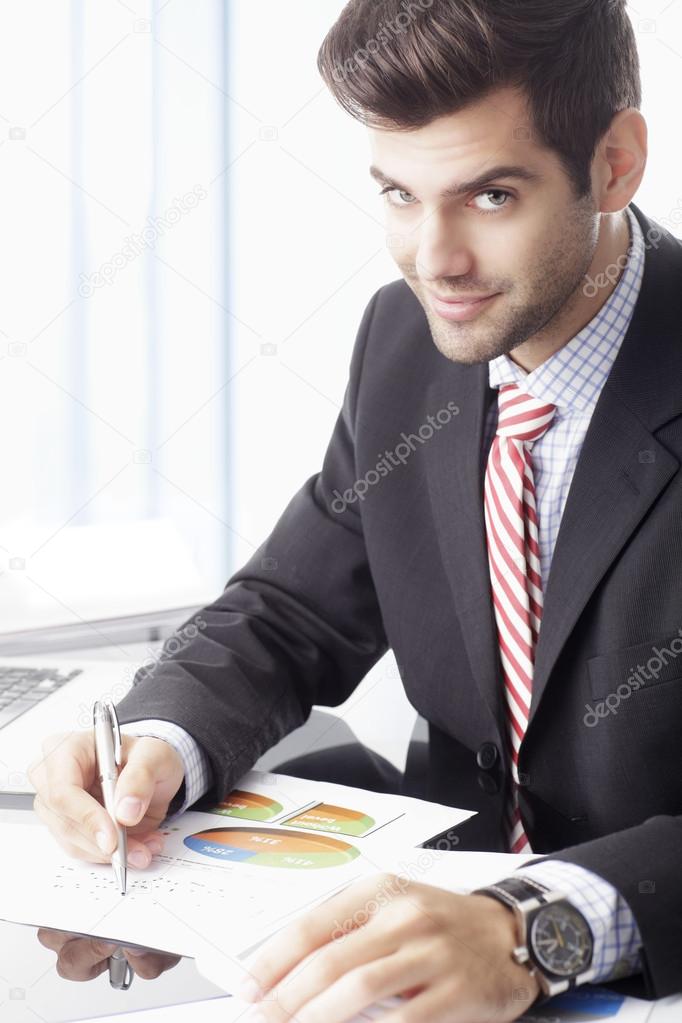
[529,902,594,978]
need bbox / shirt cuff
[511,859,643,983]
[118,719,212,821]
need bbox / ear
[594,108,648,214]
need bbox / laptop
[0,656,137,795]
[0,598,205,798]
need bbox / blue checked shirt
[121,205,645,987]
[483,205,645,983]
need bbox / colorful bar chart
[285,802,376,837]
[184,826,360,869]
[209,790,283,821]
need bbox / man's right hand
[36,928,181,983]
[28,731,185,869]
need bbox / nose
[415,210,474,284]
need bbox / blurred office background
[0,1,679,759]
[0,0,391,636]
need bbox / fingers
[244,925,406,1023]
[29,731,118,855]
[37,928,72,953]
[29,730,183,866]
[242,873,405,999]
[113,737,183,829]
[122,948,182,980]
[54,937,118,982]
[33,792,166,868]
[32,795,94,859]
[38,931,181,984]
[125,831,166,870]
[256,949,427,1023]
[110,738,183,868]
[113,742,161,828]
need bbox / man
[30,1,682,1019]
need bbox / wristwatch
[471,876,597,1003]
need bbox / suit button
[477,771,499,795]
[476,743,499,770]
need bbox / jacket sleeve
[115,289,389,805]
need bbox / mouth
[427,290,500,322]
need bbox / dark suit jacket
[117,202,682,998]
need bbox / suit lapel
[529,204,682,726]
[424,359,505,738]
[423,202,682,739]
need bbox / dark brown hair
[317,0,641,198]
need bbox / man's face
[369,87,601,365]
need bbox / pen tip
[113,860,127,896]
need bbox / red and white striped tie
[483,384,557,853]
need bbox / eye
[379,187,417,208]
[378,185,516,213]
[470,189,514,215]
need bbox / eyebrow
[368,163,543,198]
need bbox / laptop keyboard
[0,666,83,729]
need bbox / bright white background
[0,0,679,757]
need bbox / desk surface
[0,912,225,1023]
[2,809,682,1022]
[2,640,681,1021]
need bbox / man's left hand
[238,871,541,1022]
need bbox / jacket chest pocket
[587,628,682,701]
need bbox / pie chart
[209,789,283,821]
[184,826,360,869]
[285,802,375,837]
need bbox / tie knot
[496,384,557,443]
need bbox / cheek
[492,227,548,290]
[389,245,420,282]
[386,230,414,265]
[488,223,535,269]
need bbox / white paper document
[1,773,668,1022]
[0,770,473,987]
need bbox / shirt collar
[487,206,645,413]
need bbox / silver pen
[108,946,134,990]
[93,699,128,895]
